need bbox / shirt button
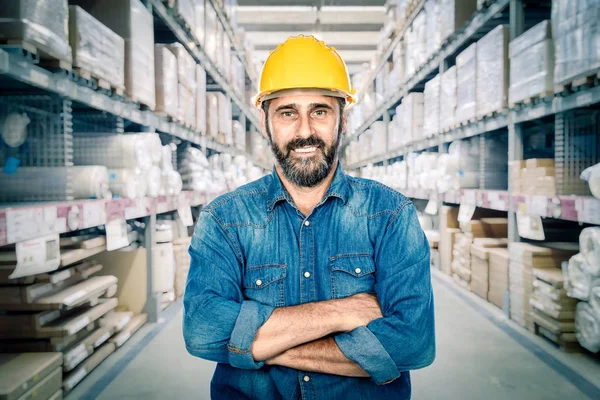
[303,375,310,382]
[355,268,361,274]
[304,271,311,278]
[304,220,310,226]
[256,280,262,286]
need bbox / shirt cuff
[227,300,275,369]
[334,325,400,385]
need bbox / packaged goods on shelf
[0,166,111,202]
[575,301,600,353]
[512,158,556,196]
[215,93,233,145]
[488,248,509,309]
[370,122,388,157]
[0,0,72,65]
[0,353,63,400]
[398,93,424,145]
[233,121,245,152]
[166,43,197,127]
[424,0,440,60]
[73,133,161,171]
[552,0,600,88]
[145,165,162,198]
[110,314,147,348]
[476,25,509,119]
[580,163,600,199]
[196,65,207,136]
[439,66,457,131]
[393,41,406,86]
[405,11,427,78]
[107,169,146,199]
[440,206,460,275]
[173,237,191,298]
[452,233,472,288]
[508,20,554,106]
[456,43,477,124]
[423,74,441,138]
[232,57,245,94]
[438,0,478,46]
[69,6,125,91]
[206,93,219,139]
[375,67,388,105]
[173,0,195,30]
[72,0,156,110]
[154,46,179,120]
[194,0,206,46]
[152,242,175,293]
[223,35,232,84]
[580,227,600,276]
[215,24,225,73]
[63,342,115,392]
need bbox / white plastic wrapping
[476,25,509,118]
[155,46,179,119]
[161,169,183,196]
[196,64,207,136]
[194,0,205,46]
[0,112,30,148]
[580,163,600,199]
[216,92,233,145]
[73,133,159,170]
[440,66,457,131]
[146,165,162,198]
[108,168,146,199]
[438,0,478,46]
[508,20,554,105]
[0,0,72,63]
[152,242,175,293]
[73,0,156,109]
[206,92,219,139]
[591,284,600,317]
[233,121,245,152]
[567,253,592,301]
[145,133,163,166]
[166,43,196,92]
[456,43,477,124]
[580,227,600,276]
[69,6,125,89]
[425,0,440,60]
[0,166,110,201]
[204,2,218,64]
[423,74,441,138]
[174,0,195,30]
[399,93,424,144]
[575,302,600,353]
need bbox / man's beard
[266,124,342,188]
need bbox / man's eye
[313,110,327,117]
[282,112,294,118]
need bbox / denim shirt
[183,163,435,400]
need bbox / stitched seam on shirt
[203,210,244,264]
[227,343,252,354]
[384,200,413,230]
[204,188,269,212]
[223,211,275,229]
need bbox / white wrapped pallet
[400,93,424,143]
[216,93,233,145]
[206,93,219,139]
[371,122,387,156]
[233,121,245,152]
[196,65,207,136]
[73,133,160,170]
[508,20,554,105]
[108,168,147,199]
[476,25,509,118]
[423,74,441,138]
[425,0,440,60]
[173,0,195,30]
[456,43,477,124]
[439,66,457,131]
[438,0,478,46]
[575,302,600,353]
[166,43,196,92]
[72,0,156,109]
[194,0,205,46]
[155,46,179,119]
[204,3,218,64]
[69,6,125,90]
[0,0,72,64]
[393,41,406,86]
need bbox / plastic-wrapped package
[196,65,207,136]
[108,168,146,199]
[174,0,195,30]
[393,41,405,86]
[580,227,600,276]
[371,122,387,156]
[194,0,205,46]
[145,165,162,197]
[477,25,509,118]
[580,163,600,199]
[73,133,157,170]
[400,93,424,143]
[425,0,440,59]
[423,74,441,138]
[575,302,600,353]
[216,24,225,72]
[69,6,125,90]
[552,0,600,86]
[508,20,554,105]
[155,46,179,119]
[166,43,197,92]
[0,112,30,148]
[161,169,183,196]
[233,121,246,152]
[438,0,478,46]
[591,284,600,316]
[439,66,457,131]
[567,253,592,301]
[223,35,232,84]
[179,83,197,129]
[215,93,233,145]
[206,93,219,138]
[152,242,175,293]
[204,2,218,64]
[72,0,156,110]
[456,43,477,124]
[0,0,72,64]
[0,166,110,201]
[145,133,163,166]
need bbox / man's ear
[341,112,348,135]
[260,108,268,139]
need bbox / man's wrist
[324,298,353,333]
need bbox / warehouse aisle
[66,271,600,400]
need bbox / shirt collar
[266,161,350,212]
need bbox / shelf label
[516,212,545,241]
[10,233,60,279]
[424,198,438,216]
[576,92,593,107]
[105,219,129,251]
[458,203,476,223]
[6,208,60,245]
[577,197,600,225]
[124,201,147,220]
[82,202,106,228]
[462,190,477,206]
[177,206,194,227]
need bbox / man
[184,35,435,399]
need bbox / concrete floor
[66,270,600,400]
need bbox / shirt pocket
[242,264,286,307]
[329,253,376,299]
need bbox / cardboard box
[196,65,207,136]
[63,343,115,393]
[525,158,555,168]
[0,353,62,400]
[441,228,461,275]
[110,314,147,348]
[480,218,508,238]
[155,46,179,119]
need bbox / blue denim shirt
[184,163,435,399]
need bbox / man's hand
[336,293,384,332]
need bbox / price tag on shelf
[576,92,593,107]
[82,202,106,228]
[10,234,60,279]
[462,190,477,206]
[458,203,476,223]
[177,206,194,227]
[105,219,129,251]
[516,212,545,241]
[577,197,600,225]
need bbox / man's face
[262,94,345,188]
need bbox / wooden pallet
[554,70,600,94]
[73,67,125,97]
[0,40,72,71]
[509,90,554,109]
[534,323,583,353]
[459,117,477,127]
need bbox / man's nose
[296,112,314,139]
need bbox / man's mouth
[292,146,319,154]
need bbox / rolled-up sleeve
[335,202,435,384]
[183,210,275,369]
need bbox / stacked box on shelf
[508,242,578,331]
[508,20,554,106]
[509,160,526,194]
[171,0,195,30]
[470,220,509,300]
[530,267,580,349]
[423,74,441,138]
[452,233,472,289]
[398,93,424,145]
[438,0,478,46]
[552,0,600,88]
[488,248,510,309]
[0,353,63,400]
[232,121,245,152]
[215,93,233,146]
[440,206,460,276]
[155,45,179,120]
[222,34,232,84]
[456,43,477,124]
[476,25,509,119]
[69,6,125,92]
[405,11,426,79]
[439,66,457,131]
[166,43,197,129]
[424,0,440,60]
[204,2,218,65]
[370,122,388,157]
[0,0,72,65]
[393,40,406,86]
[194,0,205,47]
[215,23,225,75]
[513,158,556,196]
[206,92,219,140]
[72,0,156,110]
[196,65,207,136]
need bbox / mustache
[286,136,326,153]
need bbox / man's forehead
[270,94,338,109]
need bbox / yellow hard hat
[253,35,356,109]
